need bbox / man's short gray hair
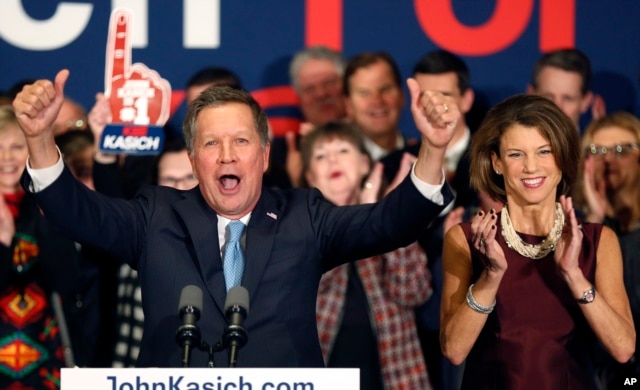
[183,86,270,153]
[289,46,345,91]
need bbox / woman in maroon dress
[440,94,635,389]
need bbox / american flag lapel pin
[266,212,278,220]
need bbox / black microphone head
[179,285,203,312]
[223,286,249,355]
[224,286,249,316]
[176,285,203,356]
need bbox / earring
[495,170,501,175]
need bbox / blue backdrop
[1,1,639,139]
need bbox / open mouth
[220,174,240,191]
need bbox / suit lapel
[173,188,227,315]
[172,187,282,314]
[243,189,280,302]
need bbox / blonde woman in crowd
[576,111,640,234]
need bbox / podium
[61,367,359,389]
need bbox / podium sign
[61,368,359,389]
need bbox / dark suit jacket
[24,166,452,368]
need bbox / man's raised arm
[406,77,459,186]
[12,69,69,169]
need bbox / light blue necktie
[223,221,246,291]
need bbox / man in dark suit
[13,69,459,368]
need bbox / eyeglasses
[586,143,640,158]
[158,174,198,188]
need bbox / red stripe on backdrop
[252,87,302,137]
[540,0,575,51]
[251,86,299,108]
[267,117,303,137]
[305,0,343,51]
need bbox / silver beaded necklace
[500,203,564,259]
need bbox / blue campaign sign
[100,124,165,155]
[1,1,640,138]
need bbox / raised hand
[470,209,507,274]
[285,130,302,188]
[360,162,384,204]
[582,155,609,223]
[88,92,119,163]
[88,92,112,139]
[406,77,458,149]
[285,122,316,188]
[406,78,459,185]
[105,9,171,126]
[12,69,69,168]
[12,69,69,140]
[554,195,584,274]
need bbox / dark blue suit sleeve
[22,166,146,268]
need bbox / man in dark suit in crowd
[408,49,478,390]
[13,69,459,368]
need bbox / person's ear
[188,152,197,180]
[491,152,502,175]
[580,91,594,114]
[460,88,475,114]
[262,141,271,173]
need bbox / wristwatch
[577,286,596,304]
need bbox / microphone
[223,286,249,367]
[176,285,203,367]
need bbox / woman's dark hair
[470,94,580,204]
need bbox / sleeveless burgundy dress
[460,215,602,390]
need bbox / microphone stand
[198,331,246,367]
[176,306,201,367]
[199,339,226,367]
[228,345,240,368]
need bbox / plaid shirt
[316,242,433,390]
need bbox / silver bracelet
[466,284,496,314]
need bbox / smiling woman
[0,106,28,195]
[440,94,635,389]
